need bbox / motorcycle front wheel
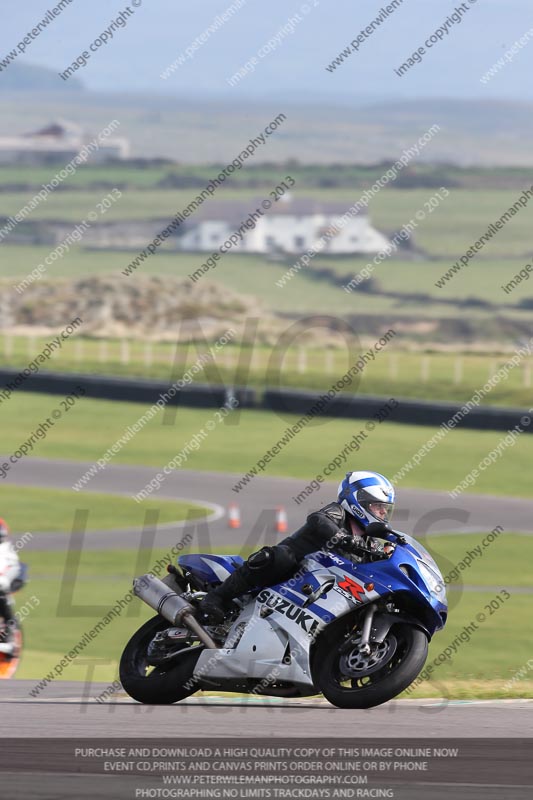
[314,621,428,709]
[119,615,203,704]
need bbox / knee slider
[247,546,274,571]
[245,545,298,586]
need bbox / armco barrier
[261,389,533,433]
[0,369,529,433]
[0,369,256,409]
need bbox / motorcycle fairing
[192,589,319,693]
[178,554,243,585]
[311,545,446,634]
[192,556,381,692]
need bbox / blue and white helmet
[337,471,395,530]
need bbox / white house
[0,120,129,164]
[176,198,389,255]
[14,195,391,256]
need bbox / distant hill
[0,63,84,92]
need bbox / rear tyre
[314,621,428,709]
[119,615,202,704]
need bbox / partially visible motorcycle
[120,522,448,708]
[0,531,28,679]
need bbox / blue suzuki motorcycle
[120,523,448,708]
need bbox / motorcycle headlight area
[416,559,447,602]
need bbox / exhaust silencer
[133,573,217,649]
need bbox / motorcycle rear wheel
[314,622,428,709]
[119,615,202,704]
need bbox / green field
[15,534,532,700]
[2,186,532,259]
[2,162,527,192]
[0,485,209,533]
[2,392,533,498]
[405,590,532,699]
[16,548,156,686]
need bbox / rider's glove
[367,538,395,561]
[332,529,395,561]
[331,529,370,557]
[330,529,356,550]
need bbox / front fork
[358,603,377,655]
[338,602,378,657]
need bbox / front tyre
[314,622,428,709]
[119,615,202,705]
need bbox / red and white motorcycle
[0,520,27,679]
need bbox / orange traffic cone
[228,503,241,529]
[275,506,288,534]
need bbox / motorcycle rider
[198,470,395,623]
[0,519,23,656]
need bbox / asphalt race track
[0,680,531,737]
[4,456,533,552]
[1,685,532,798]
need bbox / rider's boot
[197,567,255,624]
[197,545,299,624]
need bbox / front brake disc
[339,631,397,677]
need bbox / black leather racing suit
[198,503,370,621]
[280,502,356,560]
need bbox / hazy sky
[1,0,533,102]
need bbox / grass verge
[0,485,209,533]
